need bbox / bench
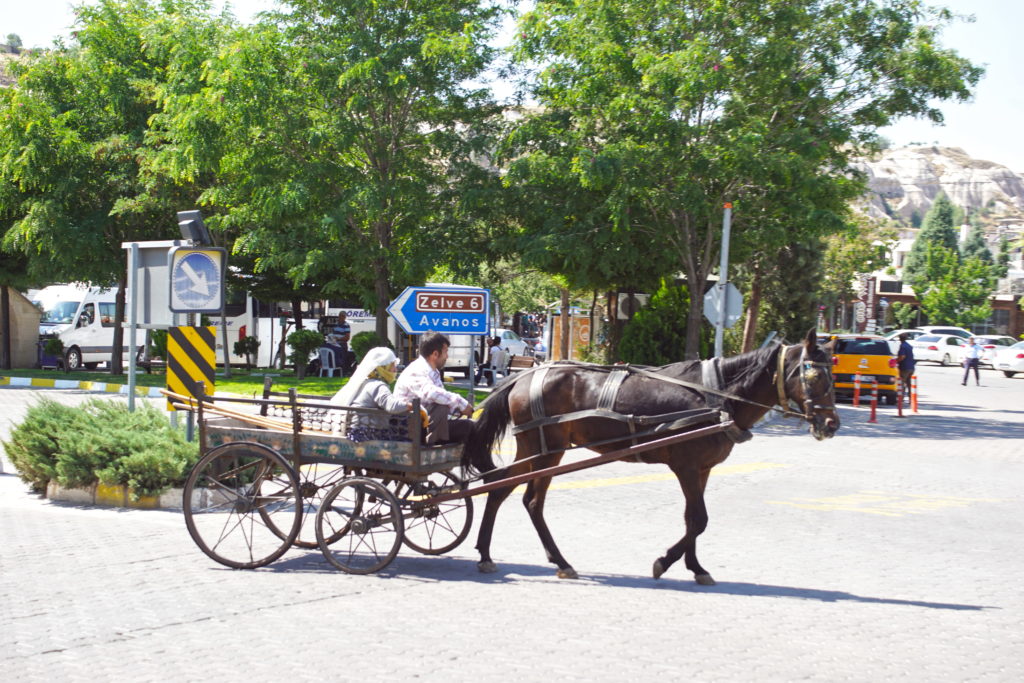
[509,355,537,372]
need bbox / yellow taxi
[822,334,899,405]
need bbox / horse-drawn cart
[169,377,736,576]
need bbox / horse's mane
[717,342,782,395]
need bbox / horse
[462,328,839,585]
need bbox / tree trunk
[741,274,763,352]
[291,298,303,330]
[559,288,570,360]
[606,291,620,360]
[1,286,11,370]
[375,274,390,340]
[111,272,127,375]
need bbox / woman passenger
[329,347,413,441]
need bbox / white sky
[5,0,1023,172]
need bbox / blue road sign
[387,286,490,335]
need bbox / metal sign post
[714,203,733,358]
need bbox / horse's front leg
[522,472,578,579]
[654,465,715,585]
[475,483,516,573]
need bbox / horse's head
[779,329,840,440]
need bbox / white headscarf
[330,347,398,407]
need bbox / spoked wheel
[316,478,404,574]
[262,463,351,549]
[390,470,473,555]
[183,442,301,569]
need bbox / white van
[31,284,137,370]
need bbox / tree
[995,235,1011,278]
[154,0,506,339]
[0,0,226,374]
[4,34,22,51]
[960,223,993,265]
[903,192,959,293]
[507,0,981,358]
[917,245,995,326]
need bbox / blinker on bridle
[775,344,836,420]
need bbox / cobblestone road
[1,363,1022,681]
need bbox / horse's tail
[463,377,520,473]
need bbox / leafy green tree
[4,34,22,51]
[155,0,506,339]
[0,0,226,374]
[618,280,693,365]
[890,302,917,329]
[917,246,994,326]
[903,192,959,293]
[995,236,1011,278]
[960,223,993,265]
[507,0,981,358]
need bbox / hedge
[2,398,200,500]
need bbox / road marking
[766,490,1001,517]
[489,462,791,493]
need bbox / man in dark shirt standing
[896,333,916,392]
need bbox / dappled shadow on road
[258,552,992,610]
[753,403,1021,441]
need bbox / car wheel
[939,353,950,366]
[1004,371,1017,378]
[65,347,83,371]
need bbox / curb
[0,375,165,398]
[45,481,187,510]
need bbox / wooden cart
[172,381,733,575]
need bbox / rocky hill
[854,146,1024,227]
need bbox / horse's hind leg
[475,484,516,573]
[522,471,578,579]
[653,465,715,585]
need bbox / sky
[5,0,1023,172]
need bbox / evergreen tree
[995,236,1011,278]
[903,193,959,293]
[960,224,993,265]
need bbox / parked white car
[914,325,972,339]
[992,341,1024,377]
[883,329,929,342]
[909,334,967,366]
[493,328,530,357]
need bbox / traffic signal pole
[714,203,733,359]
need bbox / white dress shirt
[394,356,469,415]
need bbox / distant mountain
[854,146,1024,226]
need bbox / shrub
[233,335,261,370]
[350,330,392,361]
[618,281,692,365]
[149,329,168,359]
[1,398,200,499]
[286,329,324,379]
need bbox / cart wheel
[262,464,351,549]
[184,442,300,569]
[392,470,473,555]
[316,478,404,574]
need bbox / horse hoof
[695,573,716,586]
[556,567,579,579]
[477,560,498,574]
[653,559,666,579]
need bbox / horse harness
[508,344,833,461]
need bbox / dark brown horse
[463,329,839,585]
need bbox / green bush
[149,329,168,359]
[1,398,199,499]
[286,329,324,379]
[233,335,261,369]
[618,281,693,365]
[350,330,392,361]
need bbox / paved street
[1,362,1022,681]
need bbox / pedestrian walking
[961,337,982,386]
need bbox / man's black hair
[419,331,450,358]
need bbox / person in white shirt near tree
[394,331,474,445]
[962,337,983,386]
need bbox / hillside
[854,146,1024,227]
